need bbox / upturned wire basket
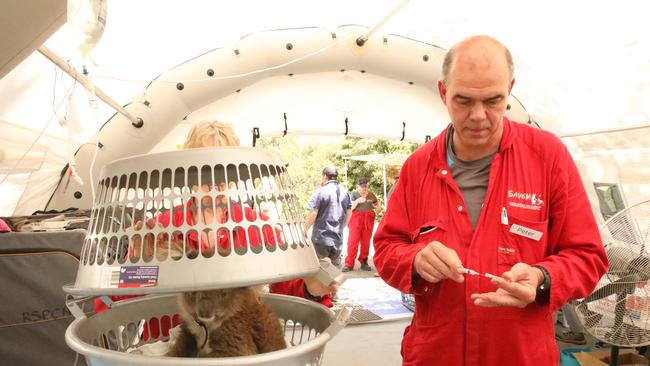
[65,147,320,296]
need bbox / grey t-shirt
[306,180,352,246]
[446,126,495,229]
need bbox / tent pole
[382,160,387,210]
[37,45,142,127]
[559,123,650,138]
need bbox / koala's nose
[197,298,213,318]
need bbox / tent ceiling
[1,0,649,215]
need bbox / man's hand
[303,276,338,297]
[470,263,544,308]
[413,241,464,283]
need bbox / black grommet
[176,83,184,90]
[360,70,366,73]
[408,81,414,85]
[131,118,144,128]
[143,100,150,107]
[340,69,345,72]
[507,104,511,110]
[236,89,241,93]
[286,43,293,50]
[207,69,215,77]
[356,37,366,47]
[74,191,82,199]
[234,49,240,55]
[97,142,104,149]
[331,33,337,39]
[423,55,429,62]
[288,73,293,77]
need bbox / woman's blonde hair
[386,166,400,179]
[183,121,241,149]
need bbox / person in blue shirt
[304,166,353,268]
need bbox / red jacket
[156,199,278,253]
[373,119,607,366]
[269,280,333,308]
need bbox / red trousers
[345,210,376,268]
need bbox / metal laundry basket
[65,147,320,296]
[66,293,351,366]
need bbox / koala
[166,287,287,357]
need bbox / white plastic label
[509,224,543,241]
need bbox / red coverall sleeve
[535,143,608,312]
[372,159,429,295]
[269,280,332,308]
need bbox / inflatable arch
[47,25,531,211]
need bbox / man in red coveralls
[373,35,608,366]
[343,178,382,272]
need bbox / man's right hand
[413,241,464,283]
[303,276,338,297]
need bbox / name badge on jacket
[509,224,543,241]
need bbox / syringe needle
[459,267,480,276]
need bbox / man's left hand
[470,263,544,308]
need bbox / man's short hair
[357,178,368,186]
[322,165,338,179]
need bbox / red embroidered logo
[507,190,544,211]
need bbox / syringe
[459,267,502,280]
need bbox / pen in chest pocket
[501,207,509,226]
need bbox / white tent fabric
[0,0,649,216]
[343,153,409,167]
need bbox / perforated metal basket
[65,293,351,366]
[64,147,320,296]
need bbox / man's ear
[508,78,515,94]
[437,80,448,104]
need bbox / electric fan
[573,198,650,364]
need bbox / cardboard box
[573,348,649,366]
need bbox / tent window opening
[594,183,626,221]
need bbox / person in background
[386,165,400,202]
[185,122,337,307]
[373,35,607,366]
[302,166,352,303]
[343,177,381,272]
[304,166,352,268]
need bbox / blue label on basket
[118,266,159,288]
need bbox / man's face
[357,184,368,194]
[438,51,514,158]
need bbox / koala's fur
[167,287,286,357]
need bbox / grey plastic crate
[66,293,350,365]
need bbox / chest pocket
[411,218,447,245]
[497,213,548,268]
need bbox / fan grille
[574,199,650,347]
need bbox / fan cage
[574,199,650,347]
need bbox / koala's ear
[250,285,265,298]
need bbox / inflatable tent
[0,1,649,365]
[1,0,648,220]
